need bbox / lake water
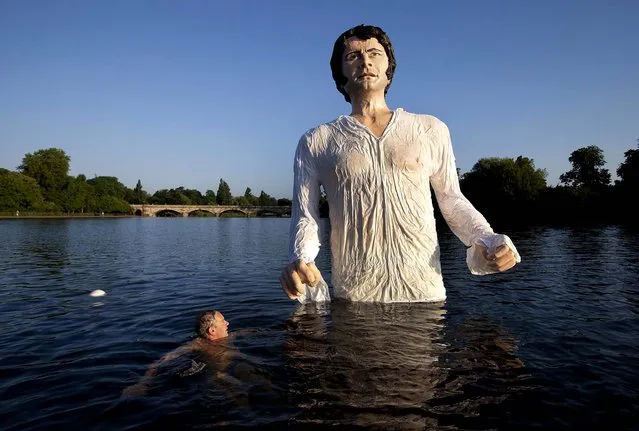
[1,218,638,430]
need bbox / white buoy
[89,289,106,297]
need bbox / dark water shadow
[283,300,532,430]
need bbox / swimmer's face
[341,37,389,97]
[212,311,229,339]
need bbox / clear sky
[1,0,637,198]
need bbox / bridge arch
[256,210,282,217]
[218,209,249,217]
[186,209,216,217]
[156,209,182,217]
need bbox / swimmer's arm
[226,330,258,360]
[144,343,196,378]
[214,370,243,386]
[122,342,195,396]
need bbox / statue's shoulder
[401,109,448,130]
[298,116,344,148]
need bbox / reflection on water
[283,301,530,429]
[284,301,445,429]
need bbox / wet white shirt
[289,108,520,303]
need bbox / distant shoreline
[0,215,136,219]
[0,214,291,219]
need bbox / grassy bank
[0,212,134,219]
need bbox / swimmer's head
[195,309,229,340]
[330,24,397,103]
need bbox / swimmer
[122,309,231,397]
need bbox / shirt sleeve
[288,132,322,265]
[428,118,521,275]
[288,132,331,303]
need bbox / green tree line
[0,148,291,215]
[455,142,638,226]
[2,142,637,224]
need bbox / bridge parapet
[130,204,291,217]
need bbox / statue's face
[341,37,389,97]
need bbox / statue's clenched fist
[280,260,322,300]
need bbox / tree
[18,148,70,205]
[559,145,611,188]
[0,170,45,211]
[128,179,149,204]
[513,156,548,196]
[612,139,639,224]
[87,176,127,199]
[149,188,191,205]
[205,189,217,205]
[243,187,257,206]
[182,188,205,205]
[216,179,233,205]
[461,157,547,204]
[258,190,277,206]
[616,140,639,188]
[95,195,133,214]
[62,174,92,213]
[235,196,249,206]
[458,156,547,222]
[149,189,169,204]
[277,198,292,206]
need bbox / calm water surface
[1,218,638,430]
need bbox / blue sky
[1,0,637,198]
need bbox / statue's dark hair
[330,24,397,103]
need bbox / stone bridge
[130,204,291,217]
